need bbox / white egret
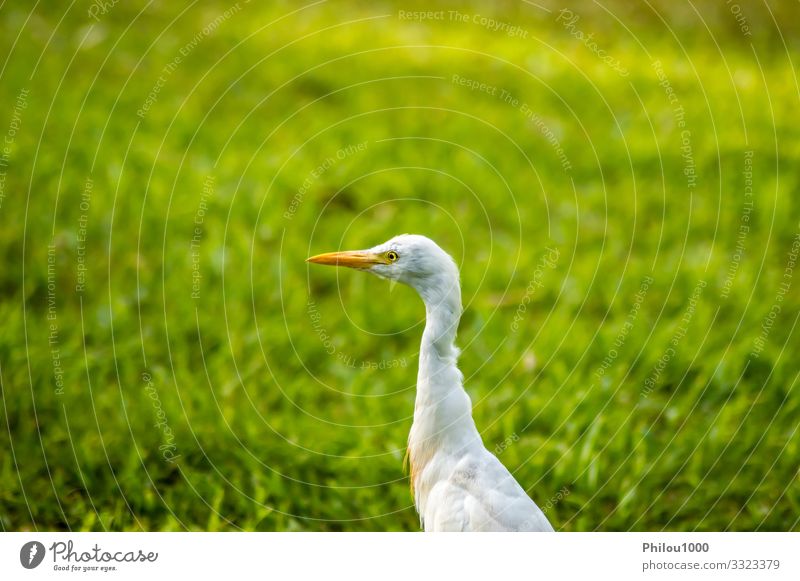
[308,234,554,532]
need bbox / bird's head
[307,234,460,304]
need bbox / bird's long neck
[419,278,461,364]
[407,273,480,500]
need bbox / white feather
[367,235,554,532]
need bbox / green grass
[1,0,798,531]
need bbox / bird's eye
[386,251,399,262]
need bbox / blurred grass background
[0,0,798,531]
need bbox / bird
[307,234,554,532]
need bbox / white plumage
[308,234,554,532]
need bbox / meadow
[0,0,798,531]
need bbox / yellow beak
[306,250,386,269]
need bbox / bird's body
[308,234,554,532]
